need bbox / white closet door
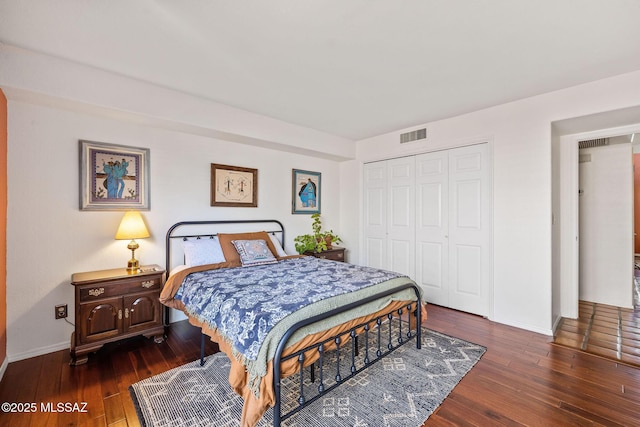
[363,144,490,317]
[448,144,490,315]
[363,161,388,270]
[386,157,416,278]
[415,151,450,306]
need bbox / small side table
[70,264,165,365]
[304,247,346,262]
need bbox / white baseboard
[7,311,186,364]
[552,315,563,335]
[0,356,8,382]
[8,341,69,363]
[492,316,553,337]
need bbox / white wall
[349,70,640,335]
[0,44,354,162]
[4,44,640,358]
[0,44,356,361]
[551,132,563,328]
[5,100,345,361]
[579,142,633,308]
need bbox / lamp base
[126,259,140,273]
[126,240,140,273]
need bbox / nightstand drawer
[78,276,161,302]
[317,250,344,261]
[304,247,346,262]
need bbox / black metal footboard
[272,282,422,427]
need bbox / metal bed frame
[164,219,422,427]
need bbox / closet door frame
[362,142,493,319]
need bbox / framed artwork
[292,169,321,214]
[79,140,150,211]
[211,163,258,207]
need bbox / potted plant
[293,234,317,254]
[294,213,342,254]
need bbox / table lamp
[115,211,150,272]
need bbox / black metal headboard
[165,219,285,278]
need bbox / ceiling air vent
[578,138,609,149]
[400,128,427,144]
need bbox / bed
[160,220,426,427]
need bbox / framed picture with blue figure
[292,169,321,214]
[79,140,150,211]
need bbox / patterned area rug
[130,328,485,427]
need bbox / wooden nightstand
[70,264,166,366]
[304,247,346,262]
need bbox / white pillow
[181,237,226,267]
[268,233,288,257]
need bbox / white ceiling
[1,0,640,140]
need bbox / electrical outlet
[55,304,67,319]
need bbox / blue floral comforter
[174,256,407,362]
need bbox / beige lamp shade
[115,211,150,240]
[115,211,150,272]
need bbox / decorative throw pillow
[231,239,279,267]
[181,237,226,267]
[218,231,279,265]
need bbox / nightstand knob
[141,280,155,288]
[118,309,123,320]
[125,308,130,318]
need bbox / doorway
[554,130,640,366]
[556,125,640,325]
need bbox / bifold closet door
[363,161,388,270]
[363,157,415,278]
[415,144,490,316]
[447,144,490,316]
[386,157,415,277]
[415,151,450,306]
[365,143,490,317]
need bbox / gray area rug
[130,328,485,427]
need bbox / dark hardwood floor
[1,305,639,426]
